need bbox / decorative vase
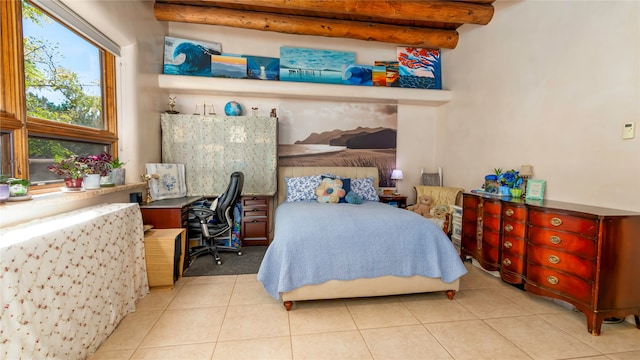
[0,184,9,202]
[83,174,101,189]
[510,188,523,198]
[111,168,126,186]
[64,177,84,189]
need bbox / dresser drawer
[503,205,527,221]
[480,244,500,269]
[242,208,268,218]
[502,235,526,256]
[463,194,479,209]
[482,200,502,216]
[528,227,597,258]
[483,215,501,231]
[529,209,598,237]
[526,263,593,306]
[500,254,525,275]
[242,196,269,208]
[502,220,526,238]
[483,229,501,247]
[527,244,595,279]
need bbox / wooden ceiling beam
[159,0,494,25]
[154,2,459,48]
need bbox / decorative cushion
[321,175,351,203]
[351,176,379,201]
[315,177,347,203]
[285,175,322,202]
[345,191,363,204]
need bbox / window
[0,0,118,188]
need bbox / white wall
[441,1,640,211]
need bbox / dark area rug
[183,246,267,276]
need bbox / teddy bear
[315,177,346,203]
[432,205,450,220]
[412,195,433,218]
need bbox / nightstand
[379,194,407,208]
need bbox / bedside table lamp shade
[519,164,534,199]
[391,169,403,195]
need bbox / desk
[140,196,202,271]
[0,203,148,359]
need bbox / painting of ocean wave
[280,47,356,84]
[163,36,221,77]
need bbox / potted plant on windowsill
[101,155,127,187]
[47,155,90,189]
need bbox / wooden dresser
[462,192,640,335]
[241,195,271,246]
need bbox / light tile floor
[89,262,640,360]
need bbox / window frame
[0,0,118,191]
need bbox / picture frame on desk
[526,180,546,200]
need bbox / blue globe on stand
[224,101,243,116]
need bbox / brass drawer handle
[504,241,513,249]
[505,209,514,216]
[503,258,512,266]
[549,235,562,245]
[504,224,513,232]
[548,255,560,264]
[547,276,559,285]
[550,217,563,226]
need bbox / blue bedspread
[257,201,467,299]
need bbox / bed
[257,166,467,310]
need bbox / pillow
[285,175,322,202]
[315,177,347,203]
[345,191,363,204]
[351,176,379,201]
[321,175,351,203]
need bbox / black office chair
[188,171,244,265]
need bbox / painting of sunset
[211,54,247,79]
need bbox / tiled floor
[89,262,640,360]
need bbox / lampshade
[391,169,404,180]
[519,165,534,177]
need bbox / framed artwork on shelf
[526,180,546,200]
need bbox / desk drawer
[242,196,269,208]
[243,208,268,218]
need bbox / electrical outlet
[622,122,635,140]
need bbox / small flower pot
[510,188,523,198]
[64,178,84,189]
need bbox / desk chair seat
[188,171,244,265]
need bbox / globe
[224,101,243,116]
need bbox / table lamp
[519,164,533,198]
[141,173,160,204]
[391,169,403,195]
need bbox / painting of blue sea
[243,55,280,80]
[211,54,247,79]
[163,36,221,77]
[342,64,373,86]
[397,47,442,89]
[280,47,356,84]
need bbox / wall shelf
[158,75,452,106]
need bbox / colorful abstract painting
[243,55,280,80]
[374,61,400,87]
[211,54,247,79]
[397,47,442,89]
[372,66,387,86]
[280,47,357,84]
[163,36,221,77]
[342,64,373,86]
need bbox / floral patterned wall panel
[161,114,278,196]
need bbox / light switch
[623,122,635,140]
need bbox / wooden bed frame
[276,166,460,310]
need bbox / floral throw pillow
[285,175,322,202]
[315,177,346,203]
[351,176,379,201]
